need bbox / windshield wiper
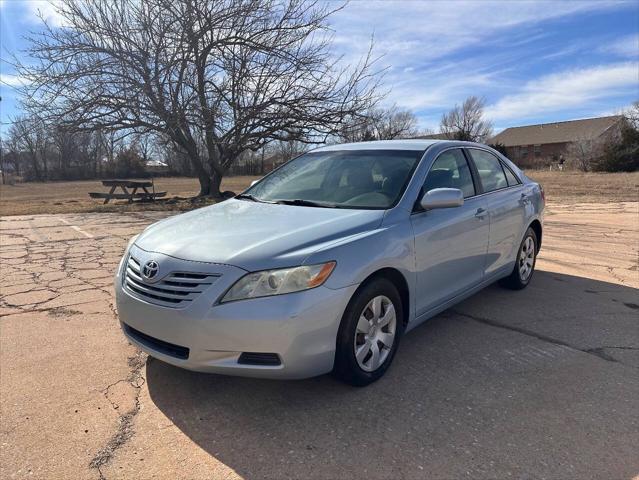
[235,193,275,204]
[274,199,337,208]
[235,193,259,201]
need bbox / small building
[491,115,623,167]
[145,159,169,175]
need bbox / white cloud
[601,34,639,58]
[486,62,639,121]
[329,1,621,64]
[24,0,66,27]
[325,0,632,128]
[0,73,29,87]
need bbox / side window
[423,149,475,198]
[501,162,521,186]
[469,149,508,193]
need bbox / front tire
[499,227,538,290]
[333,278,404,386]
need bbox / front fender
[303,220,416,320]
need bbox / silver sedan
[115,140,544,386]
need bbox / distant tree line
[0,103,424,182]
[1,117,153,181]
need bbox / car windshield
[244,150,422,209]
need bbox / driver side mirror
[420,188,464,210]
[250,180,260,187]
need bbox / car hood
[135,199,385,271]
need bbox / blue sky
[1,0,638,135]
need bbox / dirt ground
[1,199,638,479]
[1,171,637,216]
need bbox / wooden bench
[89,179,167,204]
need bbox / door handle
[475,208,487,219]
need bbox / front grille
[123,323,189,359]
[124,255,219,308]
[238,352,282,366]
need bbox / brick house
[490,115,623,167]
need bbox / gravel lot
[1,201,638,479]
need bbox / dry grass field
[528,170,639,203]
[0,176,258,216]
[0,171,637,216]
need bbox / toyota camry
[115,140,544,386]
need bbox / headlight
[220,261,336,303]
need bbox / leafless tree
[15,0,383,197]
[272,137,309,164]
[0,139,8,184]
[624,100,639,130]
[440,96,493,143]
[372,106,419,140]
[339,105,419,142]
[7,116,50,180]
[566,136,604,172]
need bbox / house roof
[145,159,168,167]
[491,115,623,147]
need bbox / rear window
[468,149,508,193]
[502,162,521,186]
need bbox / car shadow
[145,270,639,478]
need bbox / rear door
[411,148,489,316]
[466,148,526,277]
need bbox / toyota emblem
[142,260,160,281]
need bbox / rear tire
[333,277,404,386]
[499,227,538,290]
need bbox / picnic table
[89,179,167,204]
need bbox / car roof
[313,139,443,152]
[311,139,499,152]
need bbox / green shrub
[595,122,639,172]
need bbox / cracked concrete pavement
[0,202,637,479]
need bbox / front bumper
[115,245,357,379]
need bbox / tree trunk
[195,173,224,198]
[210,171,223,198]
[197,172,212,196]
[30,154,41,181]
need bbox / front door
[411,148,489,316]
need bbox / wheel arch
[354,268,410,327]
[528,219,542,252]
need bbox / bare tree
[16,0,382,197]
[339,105,419,142]
[8,116,50,181]
[566,136,604,172]
[0,139,7,184]
[623,100,639,130]
[440,96,493,142]
[272,137,309,164]
[372,106,419,140]
[2,133,22,178]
